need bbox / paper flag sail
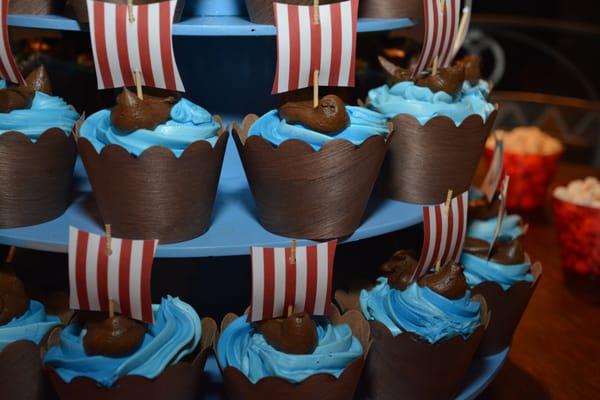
[412,191,469,280]
[272,0,358,94]
[249,240,337,322]
[68,226,158,324]
[86,0,184,91]
[0,0,24,84]
[481,135,504,202]
[412,0,461,77]
[451,0,472,60]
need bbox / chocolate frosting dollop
[83,315,146,357]
[255,312,318,355]
[377,55,467,95]
[455,55,481,85]
[418,262,469,299]
[0,65,52,113]
[380,250,419,291]
[0,265,29,326]
[415,64,466,96]
[464,236,526,265]
[279,94,350,134]
[469,195,501,220]
[111,88,176,133]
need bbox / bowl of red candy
[552,177,600,277]
[485,126,564,211]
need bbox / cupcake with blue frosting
[368,57,497,204]
[0,264,62,400]
[460,234,541,355]
[0,65,80,227]
[77,88,228,243]
[356,251,489,400]
[44,296,217,400]
[216,305,370,400]
[234,94,391,240]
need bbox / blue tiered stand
[1,1,507,397]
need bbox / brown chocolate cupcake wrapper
[45,317,217,400]
[233,114,391,240]
[215,305,371,400]
[472,261,542,356]
[9,0,65,14]
[359,295,490,400]
[245,0,341,24]
[380,111,497,204]
[64,0,185,23]
[77,117,227,243]
[359,0,421,19]
[0,127,78,228]
[0,340,52,400]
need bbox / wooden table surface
[479,163,600,400]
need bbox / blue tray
[7,14,413,36]
[201,347,509,399]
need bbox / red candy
[552,197,600,277]
[484,148,562,211]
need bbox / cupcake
[64,0,185,23]
[0,265,62,400]
[216,305,370,400]
[460,236,541,355]
[8,0,65,14]
[77,88,228,243]
[233,94,391,239]
[485,127,563,211]
[44,296,216,400]
[0,66,80,227]
[369,59,496,204]
[357,253,489,400]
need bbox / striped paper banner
[0,0,24,84]
[87,0,184,91]
[412,0,460,77]
[68,226,158,324]
[249,240,337,322]
[413,191,469,279]
[272,0,358,94]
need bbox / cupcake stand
[2,1,507,398]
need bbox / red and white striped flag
[68,226,158,324]
[87,0,184,92]
[412,191,468,280]
[249,240,337,322]
[0,0,24,85]
[272,0,358,94]
[412,0,461,78]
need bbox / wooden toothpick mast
[126,0,144,100]
[313,0,320,108]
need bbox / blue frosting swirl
[367,81,494,125]
[460,252,533,290]
[217,315,363,384]
[468,215,524,243]
[248,106,389,150]
[80,98,221,157]
[0,81,80,141]
[44,296,201,387]
[360,277,481,343]
[0,300,61,352]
